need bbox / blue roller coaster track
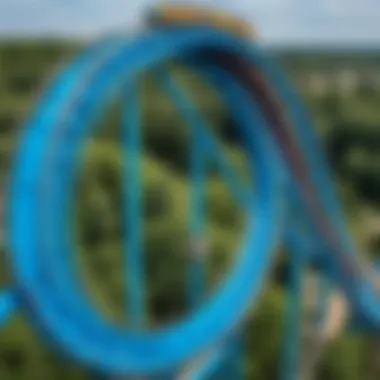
[0,4,378,380]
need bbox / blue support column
[280,254,304,380]
[156,69,246,379]
[0,290,16,327]
[124,81,146,328]
[189,110,207,309]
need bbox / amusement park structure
[0,3,379,380]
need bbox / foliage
[0,41,379,379]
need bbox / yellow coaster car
[146,4,254,39]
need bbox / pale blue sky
[0,0,379,45]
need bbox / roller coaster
[0,3,379,379]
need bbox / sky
[0,0,380,45]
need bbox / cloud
[318,0,379,17]
[0,0,380,44]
